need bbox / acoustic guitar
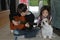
[10,16,26,30]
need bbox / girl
[37,6,52,29]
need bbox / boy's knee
[13,30,20,36]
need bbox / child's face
[42,10,49,17]
[20,10,28,16]
[21,12,26,16]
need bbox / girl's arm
[37,17,40,26]
[49,16,52,24]
[50,16,52,22]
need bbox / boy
[9,3,35,33]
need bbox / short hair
[17,3,27,13]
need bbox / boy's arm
[12,20,19,25]
[25,12,35,28]
[9,14,14,22]
[9,13,19,25]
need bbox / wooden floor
[0,10,10,28]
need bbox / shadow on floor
[53,27,60,36]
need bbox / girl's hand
[25,23,30,28]
[12,20,19,25]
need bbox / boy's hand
[25,23,30,28]
[12,20,20,25]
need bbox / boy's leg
[13,30,20,40]
[13,29,26,37]
[13,30,20,36]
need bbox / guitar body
[10,16,26,30]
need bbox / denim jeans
[13,28,39,38]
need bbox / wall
[51,0,60,29]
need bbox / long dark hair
[39,6,51,21]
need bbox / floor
[0,23,60,40]
[0,10,10,27]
